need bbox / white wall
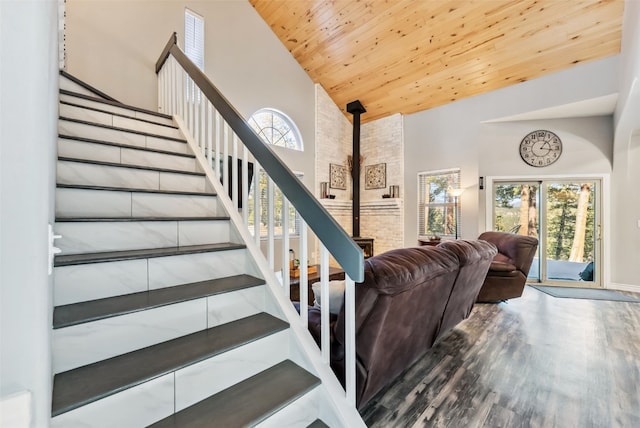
[65,0,317,191]
[402,56,636,287]
[610,0,640,288]
[0,0,58,426]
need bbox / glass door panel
[492,182,541,281]
[543,181,597,284]
[491,179,600,287]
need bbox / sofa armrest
[489,261,517,272]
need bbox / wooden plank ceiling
[250,0,624,123]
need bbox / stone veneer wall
[315,85,405,259]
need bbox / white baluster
[253,161,261,245]
[344,274,356,405]
[267,177,275,270]
[242,146,249,225]
[299,220,308,326]
[320,245,330,364]
[282,197,290,296]
[214,112,221,179]
[232,134,239,211]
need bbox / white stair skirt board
[54,220,231,255]
[60,93,175,127]
[57,138,200,173]
[53,285,266,373]
[55,187,219,218]
[60,104,182,139]
[56,160,208,193]
[58,120,189,155]
[54,248,256,305]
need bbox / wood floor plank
[362,286,640,427]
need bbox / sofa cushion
[311,280,345,315]
[489,260,517,272]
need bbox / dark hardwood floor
[361,285,640,428]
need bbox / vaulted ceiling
[250,0,624,123]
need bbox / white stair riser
[60,103,182,139]
[56,188,219,218]
[58,138,199,172]
[53,286,266,373]
[59,78,107,100]
[55,220,231,254]
[59,120,189,155]
[54,248,256,305]
[175,330,290,411]
[256,386,321,428]
[60,93,175,126]
[51,332,288,428]
[57,160,209,193]
[51,373,174,428]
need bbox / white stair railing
[156,33,364,415]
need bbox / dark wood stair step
[59,88,172,120]
[52,313,289,416]
[57,156,205,177]
[53,274,264,328]
[54,242,246,267]
[308,419,330,428]
[149,360,320,428]
[55,216,229,223]
[59,134,193,158]
[56,183,216,197]
[59,116,187,143]
[60,101,179,130]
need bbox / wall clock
[519,130,562,167]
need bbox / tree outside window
[418,169,461,238]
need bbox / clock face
[519,130,562,167]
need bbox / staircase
[51,75,340,427]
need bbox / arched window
[249,108,303,151]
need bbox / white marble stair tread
[55,185,219,218]
[149,360,320,428]
[51,313,290,418]
[60,103,182,139]
[56,158,210,193]
[59,89,175,127]
[54,217,232,254]
[58,137,199,173]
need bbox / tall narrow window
[418,168,461,238]
[185,9,204,70]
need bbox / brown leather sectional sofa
[306,239,497,409]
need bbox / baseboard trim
[606,282,640,293]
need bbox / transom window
[418,168,461,238]
[249,109,303,151]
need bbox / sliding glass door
[491,179,600,287]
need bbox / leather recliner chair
[476,231,539,302]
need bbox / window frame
[248,108,304,151]
[184,8,204,71]
[417,168,461,239]
[247,169,304,239]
